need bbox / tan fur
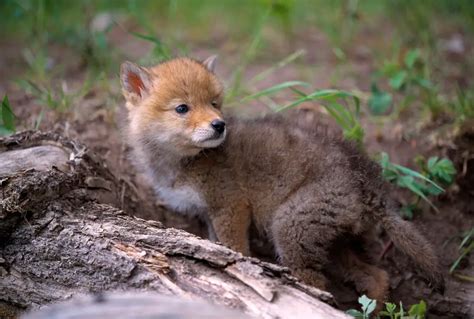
[120,57,445,306]
[339,250,390,310]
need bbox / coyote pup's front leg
[210,200,251,256]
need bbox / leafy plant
[379,153,456,218]
[379,302,399,319]
[368,82,393,115]
[382,49,432,92]
[346,295,376,319]
[0,95,16,136]
[450,227,474,280]
[407,300,427,319]
[371,48,442,117]
[415,156,457,186]
[379,300,427,319]
[347,295,427,319]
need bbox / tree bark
[22,293,252,319]
[0,131,349,319]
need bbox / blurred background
[2,1,473,105]
[0,0,473,315]
[1,1,473,140]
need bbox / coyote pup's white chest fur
[155,183,207,216]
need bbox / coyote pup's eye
[175,104,189,114]
[211,101,218,107]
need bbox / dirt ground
[1,21,473,318]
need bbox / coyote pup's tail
[381,211,445,293]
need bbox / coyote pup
[120,56,444,304]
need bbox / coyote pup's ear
[202,55,218,73]
[120,61,152,107]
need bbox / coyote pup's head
[120,56,225,157]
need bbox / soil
[1,21,472,318]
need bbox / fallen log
[0,131,348,319]
[21,292,250,319]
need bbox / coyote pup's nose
[211,119,226,134]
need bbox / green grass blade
[330,102,355,124]
[323,103,352,129]
[34,110,44,130]
[241,81,310,101]
[452,273,474,282]
[290,87,308,97]
[129,31,171,59]
[1,95,16,132]
[276,96,311,112]
[403,180,439,212]
[459,227,473,249]
[393,164,444,193]
[277,89,347,112]
[450,241,474,273]
[305,89,354,100]
[249,49,306,85]
[352,95,361,116]
[130,31,162,45]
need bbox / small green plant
[17,80,72,113]
[347,295,427,319]
[379,300,427,319]
[383,49,432,93]
[22,47,52,83]
[78,27,113,72]
[368,82,393,116]
[379,153,456,218]
[266,0,296,37]
[407,300,427,319]
[16,75,93,125]
[370,49,441,117]
[415,156,457,187]
[450,227,474,281]
[242,82,363,146]
[285,88,364,145]
[449,88,474,123]
[379,302,399,319]
[0,95,16,136]
[346,295,376,319]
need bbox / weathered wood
[0,131,349,319]
[22,292,250,319]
